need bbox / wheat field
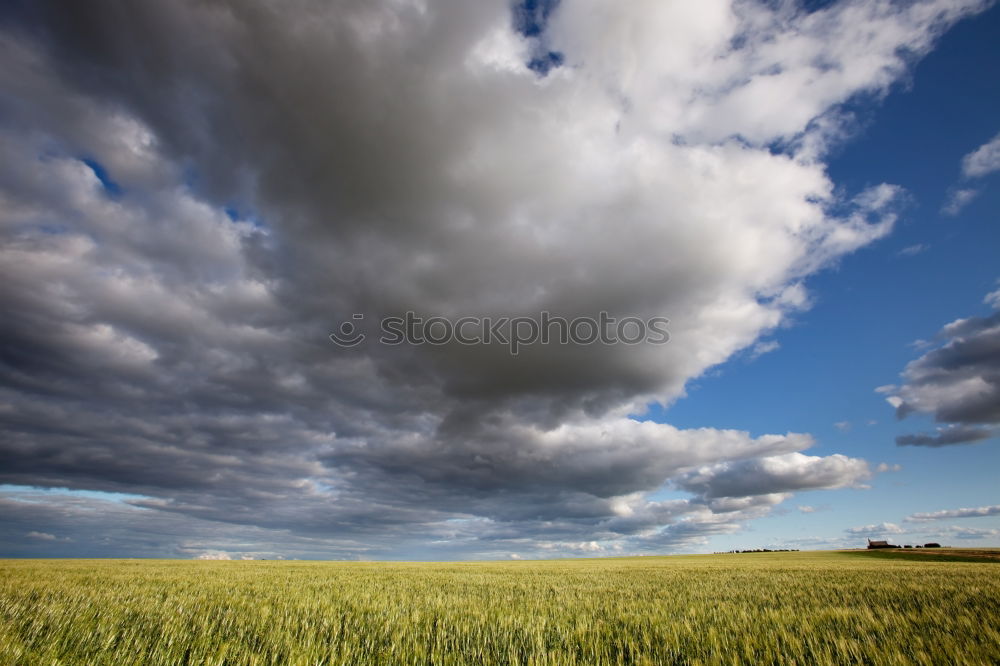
[1,551,998,665]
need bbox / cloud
[673,452,872,499]
[0,0,991,558]
[749,340,781,359]
[195,551,232,561]
[845,522,904,536]
[0,489,335,559]
[897,244,929,257]
[937,525,1000,539]
[962,132,1000,178]
[985,286,1000,310]
[26,531,57,541]
[885,292,1000,447]
[797,505,817,513]
[896,425,996,447]
[942,188,979,215]
[773,534,855,550]
[906,504,1000,522]
[941,130,999,214]
[834,421,852,432]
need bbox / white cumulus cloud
[962,132,1000,178]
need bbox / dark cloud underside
[1,0,990,558]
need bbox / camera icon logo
[329,314,366,347]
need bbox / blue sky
[0,0,997,560]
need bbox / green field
[1,551,998,665]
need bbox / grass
[1,551,998,665]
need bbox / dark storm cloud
[0,0,988,558]
[895,425,995,447]
[0,490,389,560]
[886,308,1000,447]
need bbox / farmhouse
[867,539,898,549]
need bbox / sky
[0,0,997,561]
